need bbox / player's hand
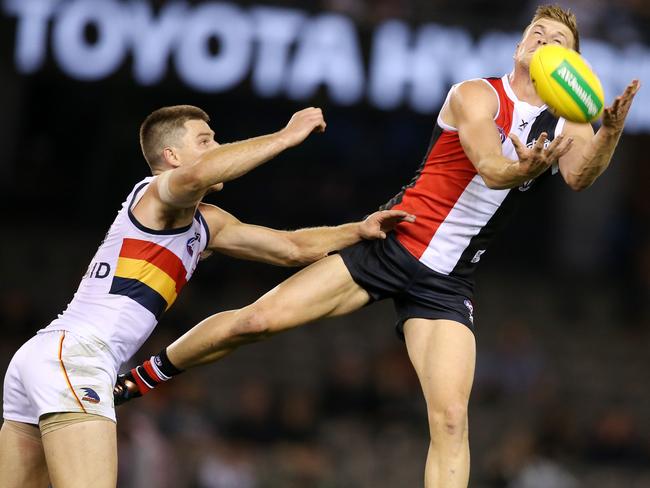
[113,371,142,406]
[278,107,326,148]
[510,132,573,179]
[359,210,416,240]
[601,79,640,133]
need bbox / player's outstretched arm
[450,81,573,189]
[200,204,415,266]
[158,107,327,209]
[113,206,414,406]
[558,79,641,191]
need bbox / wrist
[355,220,366,240]
[506,159,529,186]
[598,124,622,140]
[274,129,294,150]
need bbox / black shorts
[339,233,476,339]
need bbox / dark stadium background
[1,1,649,487]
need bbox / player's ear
[162,146,181,168]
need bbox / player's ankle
[132,348,184,395]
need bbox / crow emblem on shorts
[81,388,101,404]
[463,299,474,324]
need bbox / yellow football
[530,45,605,123]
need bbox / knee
[428,402,468,440]
[230,305,275,342]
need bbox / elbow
[565,175,593,192]
[482,178,505,190]
[286,246,325,267]
[569,182,590,192]
[177,166,207,194]
[478,170,506,190]
[476,163,506,190]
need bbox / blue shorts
[339,233,476,338]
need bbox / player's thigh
[0,421,49,488]
[41,415,117,488]
[403,319,476,412]
[248,254,371,331]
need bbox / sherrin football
[530,45,604,123]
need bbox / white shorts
[3,330,117,424]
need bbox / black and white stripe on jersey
[449,109,561,277]
[380,124,444,211]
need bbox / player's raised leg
[168,254,371,368]
[40,414,117,488]
[0,421,49,488]
[403,319,476,488]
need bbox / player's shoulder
[450,78,498,102]
[198,203,240,236]
[448,78,499,118]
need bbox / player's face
[177,119,219,164]
[514,18,575,68]
[175,119,223,191]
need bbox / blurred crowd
[1,240,649,487]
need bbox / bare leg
[0,420,49,488]
[41,416,117,488]
[404,319,476,488]
[168,254,371,368]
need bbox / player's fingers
[533,132,547,152]
[383,209,414,219]
[376,213,415,227]
[621,83,640,109]
[553,137,574,159]
[625,79,640,97]
[546,134,564,151]
[509,134,525,155]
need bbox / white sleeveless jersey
[42,177,210,368]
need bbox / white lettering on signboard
[3,0,649,131]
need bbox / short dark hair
[140,105,209,171]
[529,4,580,52]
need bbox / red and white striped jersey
[384,74,565,281]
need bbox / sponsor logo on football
[551,60,602,119]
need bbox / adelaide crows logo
[186,232,201,256]
[81,387,100,404]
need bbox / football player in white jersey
[112,5,639,488]
[0,105,414,488]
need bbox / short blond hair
[529,4,580,52]
[140,105,209,171]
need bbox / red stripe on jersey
[392,130,477,259]
[119,238,187,292]
[392,77,515,260]
[485,77,515,140]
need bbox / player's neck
[508,67,545,107]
